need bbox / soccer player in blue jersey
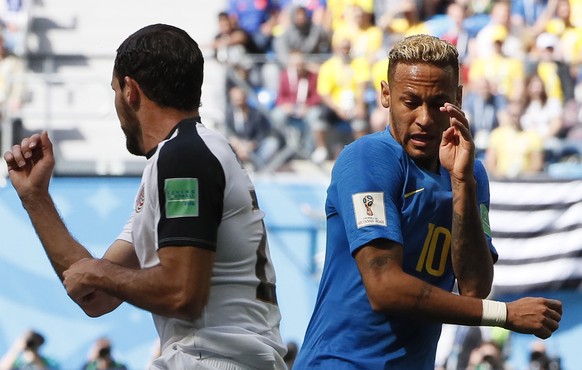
[293,34,562,369]
[4,24,286,369]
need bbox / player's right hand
[505,297,562,339]
[3,131,55,200]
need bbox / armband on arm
[481,299,507,327]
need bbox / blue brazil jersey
[294,128,496,369]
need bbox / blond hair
[388,34,459,85]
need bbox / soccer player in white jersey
[4,24,286,369]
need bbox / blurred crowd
[0,330,128,370]
[2,0,582,179]
[0,330,301,370]
[0,328,563,369]
[211,0,582,179]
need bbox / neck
[140,106,199,153]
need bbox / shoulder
[156,120,229,181]
[159,122,213,160]
[342,130,401,157]
[335,131,404,175]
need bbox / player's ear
[124,76,141,108]
[456,85,463,108]
[380,80,390,109]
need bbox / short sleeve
[330,136,405,255]
[116,213,133,244]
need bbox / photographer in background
[0,330,59,370]
[529,341,561,370]
[81,338,126,370]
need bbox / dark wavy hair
[114,24,204,111]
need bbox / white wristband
[481,299,507,327]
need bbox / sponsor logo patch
[165,178,199,218]
[352,192,387,228]
[480,203,492,237]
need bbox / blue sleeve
[330,136,405,255]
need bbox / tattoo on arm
[368,253,392,269]
[413,283,433,309]
[452,211,461,246]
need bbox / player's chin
[406,143,437,160]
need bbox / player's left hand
[63,258,122,317]
[439,103,475,182]
[63,258,100,305]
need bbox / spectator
[0,0,28,55]
[511,0,553,35]
[446,326,485,370]
[528,340,562,370]
[468,27,526,101]
[371,0,402,37]
[458,0,497,38]
[227,1,282,99]
[463,77,507,157]
[440,2,471,64]
[333,4,383,63]
[323,0,362,33]
[315,35,370,162]
[521,72,565,139]
[273,5,331,64]
[277,0,327,26]
[467,340,506,370]
[485,100,545,178]
[472,1,525,60]
[271,51,322,158]
[545,0,582,70]
[211,11,260,65]
[81,337,127,370]
[227,0,280,53]
[0,330,59,370]
[212,11,266,98]
[528,32,567,102]
[376,0,429,43]
[224,85,281,169]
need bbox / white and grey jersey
[117,118,286,369]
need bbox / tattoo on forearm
[369,254,391,269]
[452,211,461,245]
[414,283,433,309]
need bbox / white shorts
[150,347,253,370]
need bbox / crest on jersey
[135,184,145,213]
[352,192,387,228]
[165,178,199,218]
[363,194,374,215]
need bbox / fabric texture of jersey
[294,127,497,370]
[117,118,286,369]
